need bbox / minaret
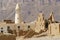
[37,13,44,22]
[35,12,45,33]
[15,3,22,24]
[48,12,55,22]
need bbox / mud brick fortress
[0,3,60,38]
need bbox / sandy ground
[16,36,60,40]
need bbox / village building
[0,3,60,38]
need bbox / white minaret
[15,3,22,24]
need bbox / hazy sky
[0,0,60,22]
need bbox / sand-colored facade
[0,3,60,37]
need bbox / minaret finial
[15,3,20,10]
[48,12,55,22]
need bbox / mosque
[0,3,60,38]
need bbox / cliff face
[0,0,60,22]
